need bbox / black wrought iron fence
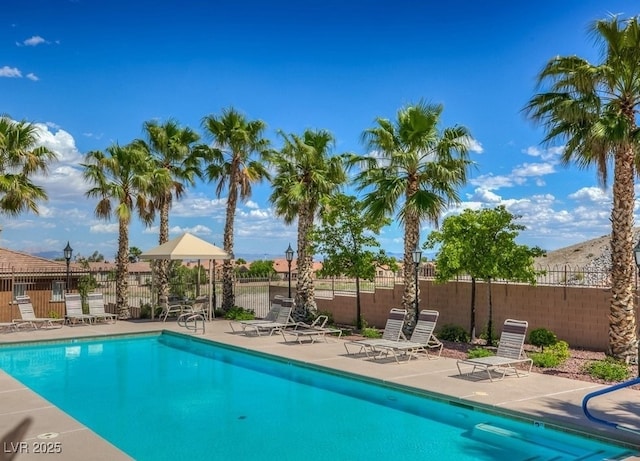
[0,262,621,319]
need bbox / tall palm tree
[201,107,270,311]
[349,101,473,330]
[525,15,640,362]
[82,142,161,319]
[270,129,347,319]
[141,119,201,306]
[0,116,57,217]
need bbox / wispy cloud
[0,66,22,78]
[26,73,39,81]
[18,36,47,47]
[90,223,119,233]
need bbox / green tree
[311,194,396,329]
[349,101,474,331]
[140,119,202,307]
[201,107,271,311]
[524,15,640,361]
[247,260,275,277]
[82,142,160,319]
[425,206,544,345]
[270,129,347,320]
[0,116,57,217]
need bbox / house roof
[0,248,66,272]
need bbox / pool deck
[0,319,639,460]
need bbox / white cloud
[21,36,46,46]
[245,200,259,209]
[26,73,38,81]
[463,137,484,154]
[523,145,563,162]
[470,173,514,190]
[0,66,21,78]
[512,162,555,177]
[568,186,610,203]
[90,223,119,233]
[469,187,501,203]
[171,195,226,217]
[33,123,82,163]
[169,225,213,236]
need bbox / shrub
[224,306,255,320]
[139,304,163,319]
[530,340,570,368]
[479,325,498,346]
[316,310,334,325]
[529,328,558,350]
[438,324,470,343]
[467,347,494,359]
[584,358,630,382]
[362,327,382,339]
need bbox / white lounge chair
[13,295,64,329]
[229,297,287,333]
[280,315,343,344]
[160,302,192,322]
[87,292,117,323]
[456,318,533,381]
[64,293,96,325]
[372,309,443,363]
[343,308,407,357]
[243,304,294,336]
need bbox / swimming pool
[0,332,634,460]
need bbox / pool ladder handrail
[177,312,206,334]
[581,376,640,435]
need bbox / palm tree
[349,101,473,331]
[201,107,270,311]
[141,119,201,306]
[0,116,57,217]
[82,142,161,319]
[525,15,640,362]
[270,129,347,319]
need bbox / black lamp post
[63,241,73,293]
[633,240,640,375]
[412,243,422,319]
[285,244,294,298]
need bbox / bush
[438,324,470,343]
[316,310,334,326]
[224,306,255,320]
[362,327,382,339]
[584,358,630,382]
[467,347,494,359]
[479,325,498,346]
[139,304,163,319]
[530,340,570,368]
[529,328,558,350]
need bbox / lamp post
[633,240,640,376]
[285,243,294,298]
[412,243,422,320]
[63,242,73,293]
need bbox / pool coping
[0,320,638,460]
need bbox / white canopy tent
[140,233,231,320]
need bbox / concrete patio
[0,319,638,460]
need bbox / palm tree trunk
[609,143,637,362]
[117,217,130,319]
[294,202,317,321]
[157,199,170,308]
[222,174,238,311]
[402,215,420,335]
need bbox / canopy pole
[209,260,214,320]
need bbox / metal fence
[0,262,621,319]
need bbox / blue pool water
[0,332,634,460]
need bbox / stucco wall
[316,279,623,351]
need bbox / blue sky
[1,0,638,261]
